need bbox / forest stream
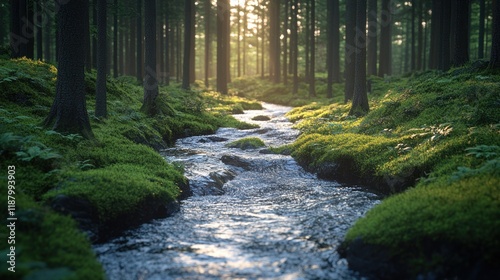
[94,103,380,280]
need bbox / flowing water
[95,103,380,280]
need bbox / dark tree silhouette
[291,0,299,94]
[205,0,212,87]
[490,0,500,68]
[378,0,392,77]
[269,0,281,83]
[344,0,357,102]
[141,0,159,116]
[95,0,107,118]
[136,0,143,83]
[217,0,230,94]
[350,0,369,116]
[309,0,316,97]
[327,0,340,98]
[44,0,93,139]
[183,0,194,89]
[367,0,378,76]
[453,0,470,67]
[479,0,486,59]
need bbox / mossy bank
[233,65,500,279]
[0,58,260,279]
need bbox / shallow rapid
[94,103,380,280]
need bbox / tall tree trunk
[367,0,378,76]
[378,0,392,77]
[217,0,229,94]
[453,0,470,67]
[237,1,241,77]
[113,0,118,78]
[411,0,416,71]
[190,1,196,83]
[479,0,486,59]
[243,1,248,75]
[43,2,52,62]
[350,0,369,116]
[269,0,281,83]
[489,0,500,68]
[417,0,424,70]
[283,0,288,85]
[439,0,451,71]
[309,0,315,97]
[84,0,91,71]
[92,0,97,68]
[136,0,143,83]
[96,0,107,118]
[36,0,43,60]
[141,0,159,116]
[44,0,93,139]
[345,0,357,101]
[304,0,310,82]
[10,0,22,58]
[204,0,211,87]
[429,0,441,69]
[119,16,124,75]
[291,0,299,94]
[26,0,35,59]
[165,1,170,86]
[183,0,194,89]
[327,0,340,98]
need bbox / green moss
[226,137,266,150]
[0,193,104,280]
[344,174,500,269]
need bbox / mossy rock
[226,137,266,150]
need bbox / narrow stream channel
[94,103,380,280]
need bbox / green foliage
[226,137,266,150]
[0,193,104,280]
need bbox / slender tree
[44,0,93,139]
[453,0,470,67]
[345,0,357,101]
[136,0,143,83]
[217,0,230,94]
[439,0,451,71]
[309,0,316,97]
[479,0,486,59]
[291,0,299,94]
[141,0,159,116]
[36,0,43,60]
[269,0,281,83]
[327,0,341,98]
[204,0,211,87]
[490,0,500,68]
[378,0,392,77]
[367,0,378,76]
[350,0,369,116]
[113,0,118,78]
[183,0,194,89]
[283,0,289,85]
[95,0,107,118]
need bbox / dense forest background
[2,0,498,92]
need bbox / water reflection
[95,103,379,280]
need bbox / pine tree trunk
[453,0,470,67]
[113,0,118,78]
[183,0,193,89]
[309,0,315,97]
[345,0,357,101]
[489,0,500,68]
[291,0,299,94]
[96,0,107,118]
[479,0,486,59]
[204,0,211,87]
[378,0,392,77]
[217,0,229,94]
[44,0,93,139]
[350,0,369,116]
[141,0,159,116]
[367,0,378,76]
[136,0,143,82]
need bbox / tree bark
[183,0,194,89]
[113,0,118,78]
[141,0,159,116]
[217,0,230,94]
[291,0,299,94]
[479,0,486,59]
[378,0,392,77]
[345,0,357,101]
[309,0,316,97]
[350,0,369,116]
[453,0,470,67]
[96,0,107,118]
[136,0,143,83]
[269,0,281,83]
[204,0,211,87]
[490,0,500,68]
[44,0,93,139]
[367,0,378,76]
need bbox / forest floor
[232,64,500,279]
[0,57,260,279]
[1,56,499,279]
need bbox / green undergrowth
[226,137,266,150]
[280,64,500,276]
[0,57,261,278]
